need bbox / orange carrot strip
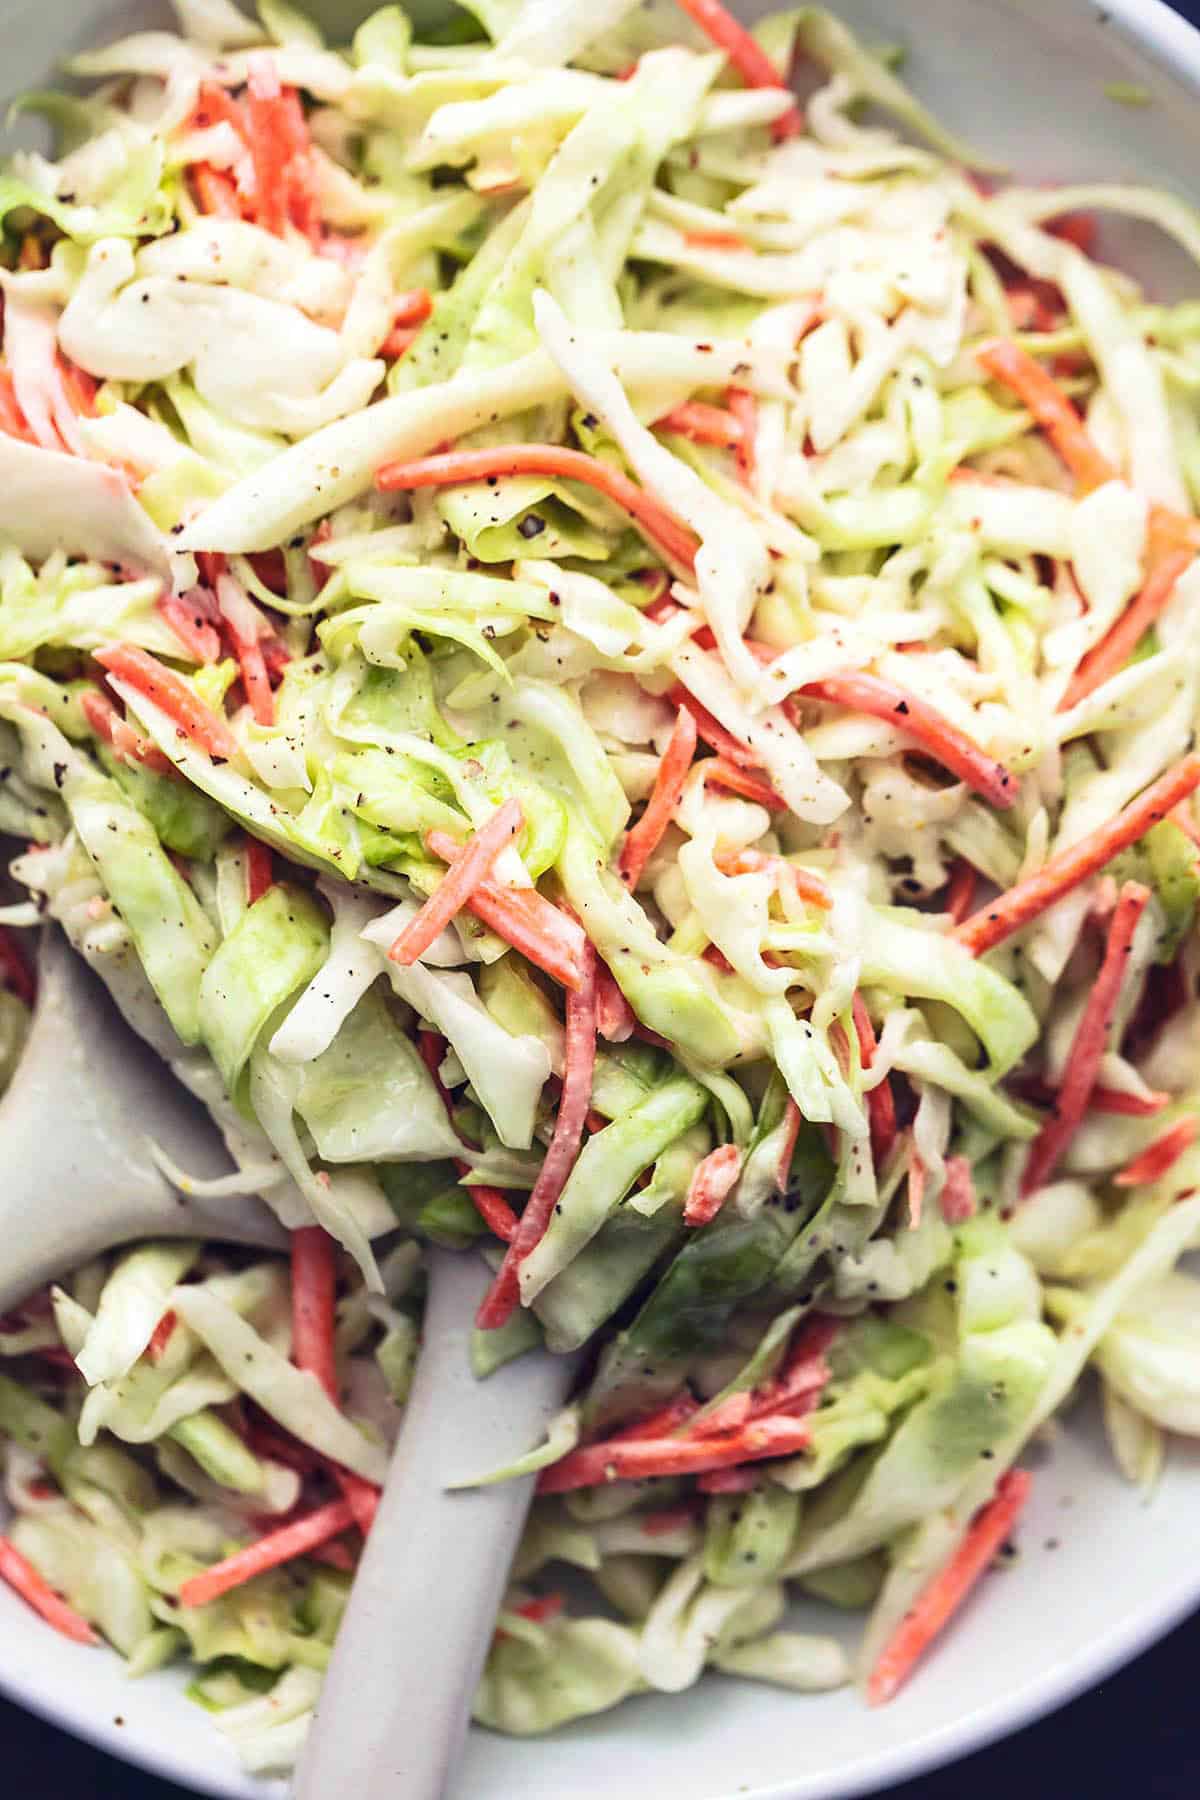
[157,593,222,666]
[81,690,174,776]
[391,288,433,328]
[1060,549,1193,710]
[670,687,759,767]
[1047,212,1098,254]
[854,993,897,1167]
[145,1310,177,1364]
[1114,1116,1200,1187]
[0,368,35,442]
[425,830,586,991]
[726,386,757,483]
[610,1395,701,1441]
[0,1537,99,1645]
[291,1226,338,1402]
[595,964,636,1042]
[976,339,1116,491]
[390,799,523,966]
[684,229,750,251]
[190,164,243,219]
[477,945,598,1329]
[944,859,979,926]
[800,674,1018,810]
[93,644,240,763]
[655,400,745,448]
[776,1097,802,1192]
[619,706,697,888]
[683,1143,743,1226]
[179,1498,357,1608]
[462,1178,520,1243]
[866,1469,1032,1706]
[244,837,274,905]
[716,848,832,910]
[939,1155,977,1223]
[1021,882,1151,1196]
[704,758,787,809]
[537,1415,811,1493]
[697,1466,760,1493]
[244,56,292,237]
[290,1226,380,1534]
[671,0,802,140]
[956,756,1200,956]
[377,446,700,573]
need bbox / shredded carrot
[939,1155,977,1223]
[595,964,635,1042]
[191,164,243,219]
[854,994,897,1167]
[157,593,222,666]
[1060,549,1193,710]
[56,356,98,420]
[726,386,757,484]
[1005,284,1062,333]
[684,1143,743,1226]
[381,326,420,361]
[145,1310,177,1364]
[747,1314,840,1423]
[1047,212,1098,254]
[94,644,240,764]
[1114,1116,1200,1187]
[462,1177,521,1243]
[976,339,1116,492]
[537,1415,811,1493]
[179,1498,357,1608]
[1016,1077,1170,1118]
[683,230,749,252]
[377,445,701,573]
[0,1537,99,1646]
[956,756,1200,956]
[391,288,434,329]
[425,829,586,991]
[309,1539,357,1573]
[776,1097,803,1192]
[515,1593,564,1625]
[716,848,833,910]
[697,1466,759,1493]
[1021,882,1151,1196]
[289,1225,380,1535]
[80,689,174,776]
[290,1226,338,1402]
[655,400,745,449]
[610,1395,701,1441]
[944,859,979,925]
[0,368,35,442]
[244,56,295,238]
[390,800,523,966]
[866,1469,1032,1706]
[478,945,598,1329]
[671,0,803,139]
[703,758,787,809]
[244,837,274,906]
[670,687,759,767]
[799,674,1018,810]
[619,706,697,888]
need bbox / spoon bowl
[0,925,285,1315]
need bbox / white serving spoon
[0,926,286,1310]
[294,1250,579,1800]
[1,923,578,1799]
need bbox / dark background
[4,0,1200,1794]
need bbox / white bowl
[3,1,1200,1795]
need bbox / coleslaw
[1,0,1200,1771]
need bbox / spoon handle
[294,1249,577,1800]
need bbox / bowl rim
[3,1,1200,1797]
